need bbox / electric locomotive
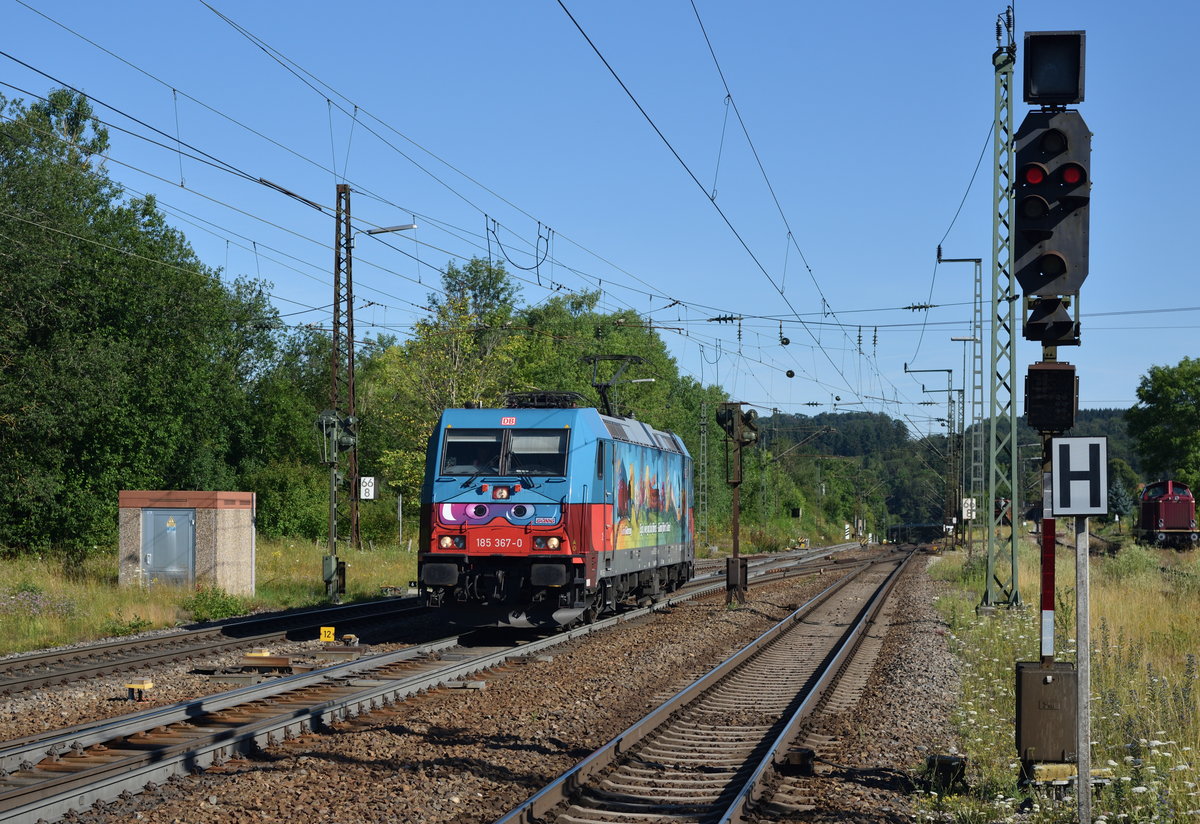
[1135,480,1198,549]
[417,391,694,627]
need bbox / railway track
[0,597,425,695]
[495,548,913,824]
[0,549,861,823]
[0,544,852,698]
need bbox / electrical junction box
[1016,661,1078,763]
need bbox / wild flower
[0,588,76,617]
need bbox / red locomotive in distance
[1135,480,1199,550]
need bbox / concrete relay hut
[118,490,256,596]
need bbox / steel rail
[493,549,911,824]
[721,549,914,822]
[0,597,425,694]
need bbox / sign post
[359,476,376,501]
[1052,435,1107,824]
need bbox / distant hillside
[1018,408,1139,477]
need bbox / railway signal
[1023,296,1078,346]
[337,415,358,452]
[740,409,758,445]
[1016,32,1095,822]
[1024,31,1085,106]
[1014,109,1090,300]
[715,406,739,441]
[717,401,752,604]
[1025,362,1077,433]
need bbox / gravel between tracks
[0,637,385,742]
[47,554,959,824]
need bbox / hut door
[141,508,196,587]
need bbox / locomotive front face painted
[417,403,694,627]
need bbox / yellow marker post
[125,677,153,701]
[320,626,336,643]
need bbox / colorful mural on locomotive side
[613,439,688,551]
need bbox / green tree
[365,261,527,498]
[1126,357,1200,488]
[238,327,331,539]
[1108,476,1135,529]
[0,89,283,550]
[1108,456,1142,498]
[428,257,517,328]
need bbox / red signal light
[1021,164,1046,185]
[1060,164,1085,185]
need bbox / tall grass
[921,530,1200,822]
[0,538,418,655]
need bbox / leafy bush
[1101,543,1160,582]
[242,460,327,540]
[359,495,404,545]
[181,586,245,623]
[746,524,791,553]
[99,610,152,637]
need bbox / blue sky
[5,1,1196,436]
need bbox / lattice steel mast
[984,9,1022,607]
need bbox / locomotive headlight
[439,535,454,549]
[438,535,465,549]
[492,486,509,500]
[546,536,561,549]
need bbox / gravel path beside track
[44,554,959,824]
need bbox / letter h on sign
[1051,437,1108,516]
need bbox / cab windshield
[440,428,569,477]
